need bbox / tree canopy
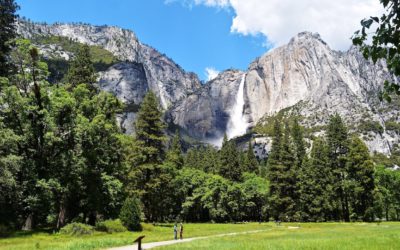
[353,0,400,101]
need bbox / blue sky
[16,0,268,80]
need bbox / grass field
[159,222,400,250]
[0,222,399,250]
[0,223,268,250]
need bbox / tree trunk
[88,211,97,226]
[56,203,67,229]
[22,213,33,231]
[385,207,389,221]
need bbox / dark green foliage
[327,114,350,221]
[242,141,259,173]
[184,145,220,173]
[135,91,166,164]
[119,197,142,231]
[267,120,298,221]
[346,137,375,221]
[174,168,269,223]
[374,165,400,221]
[166,130,184,168]
[0,39,125,230]
[299,138,334,221]
[358,120,384,135]
[292,117,306,169]
[353,0,400,101]
[66,44,97,90]
[0,0,19,76]
[385,120,400,134]
[128,91,167,221]
[95,219,127,233]
[60,223,94,236]
[219,134,242,181]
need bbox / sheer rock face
[17,21,141,61]
[167,70,244,139]
[245,32,387,123]
[17,21,399,154]
[17,21,201,132]
[244,32,396,154]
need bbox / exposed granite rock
[245,32,396,154]
[167,69,243,140]
[17,20,399,154]
[17,20,201,132]
[17,20,141,61]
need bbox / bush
[358,120,384,134]
[95,219,127,233]
[385,120,400,134]
[60,222,94,236]
[119,197,142,231]
[0,224,11,237]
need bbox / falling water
[226,74,248,139]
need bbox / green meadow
[160,222,400,250]
[0,223,267,250]
[1,223,399,250]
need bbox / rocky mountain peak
[289,31,326,45]
[16,20,400,155]
[17,20,141,61]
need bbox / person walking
[179,223,183,240]
[174,223,178,240]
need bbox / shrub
[358,120,384,134]
[0,224,11,237]
[95,219,127,233]
[119,197,142,231]
[385,120,400,134]
[60,222,94,236]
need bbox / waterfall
[226,74,248,139]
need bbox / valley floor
[0,222,399,250]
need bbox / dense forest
[1,0,400,233]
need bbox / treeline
[0,39,127,229]
[0,2,269,229]
[267,115,400,222]
[1,0,400,233]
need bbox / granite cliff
[17,21,399,154]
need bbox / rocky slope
[17,20,399,154]
[17,20,201,133]
[169,32,398,154]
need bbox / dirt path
[107,229,269,250]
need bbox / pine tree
[299,138,334,221]
[219,134,242,182]
[131,91,167,221]
[267,120,285,220]
[0,0,19,77]
[346,136,375,221]
[166,130,184,168]
[135,91,166,164]
[281,121,297,220]
[66,44,97,90]
[327,114,350,221]
[184,147,200,169]
[291,117,306,170]
[243,140,259,173]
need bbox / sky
[16,0,383,81]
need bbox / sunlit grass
[159,222,400,250]
[0,223,269,250]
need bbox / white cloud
[172,0,383,50]
[205,67,220,81]
[194,0,230,7]
[165,0,229,8]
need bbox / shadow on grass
[2,228,54,238]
